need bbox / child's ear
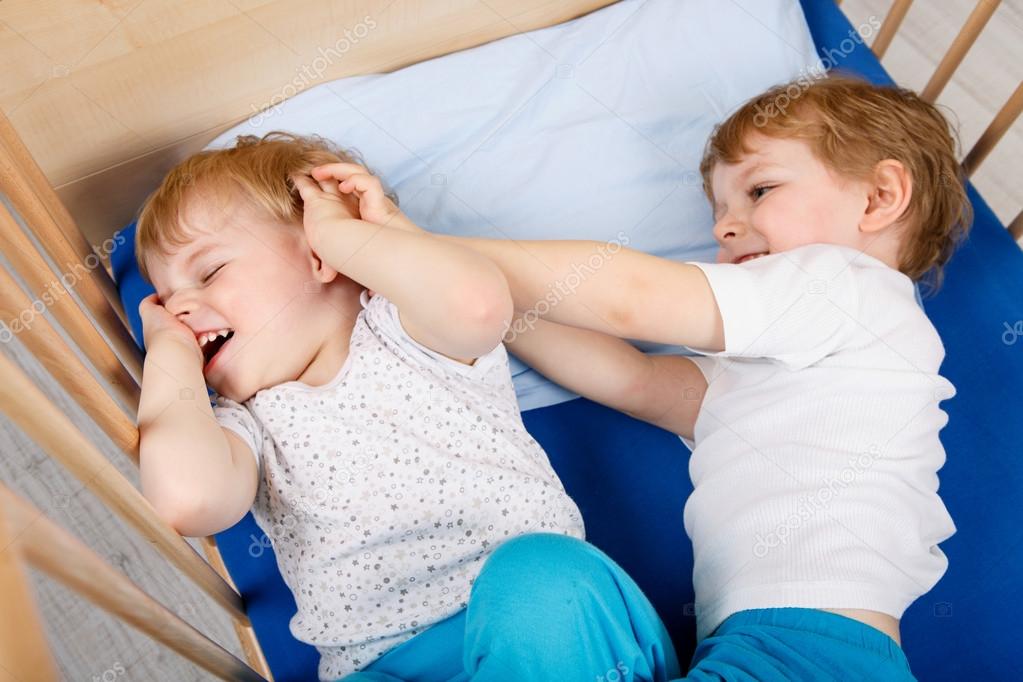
[860,159,912,234]
[307,247,339,284]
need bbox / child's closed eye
[202,264,224,284]
[749,184,775,201]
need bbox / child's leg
[346,533,679,682]
[463,533,681,682]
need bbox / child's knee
[472,533,615,613]
[483,533,600,578]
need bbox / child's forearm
[506,315,705,438]
[316,219,513,357]
[137,336,234,521]
[444,236,724,350]
[506,316,654,412]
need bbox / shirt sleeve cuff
[687,261,764,355]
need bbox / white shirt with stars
[213,291,585,680]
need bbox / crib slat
[0,264,139,462]
[0,484,267,682]
[199,536,275,680]
[0,111,130,325]
[0,274,273,676]
[0,113,144,383]
[0,267,271,675]
[1009,209,1023,241]
[871,0,913,59]
[0,489,62,682]
[0,112,119,311]
[962,81,1023,177]
[0,350,248,622]
[0,202,141,411]
[921,0,1001,103]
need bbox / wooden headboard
[1,0,617,247]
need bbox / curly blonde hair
[135,131,396,281]
[699,75,972,286]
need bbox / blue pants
[684,608,916,681]
[343,533,681,682]
[342,533,916,681]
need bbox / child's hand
[291,163,423,256]
[138,293,202,363]
[311,163,421,233]
[290,171,361,255]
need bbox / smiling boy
[421,75,972,679]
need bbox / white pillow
[209,0,821,409]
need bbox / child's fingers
[138,293,160,313]
[311,162,370,182]
[290,173,319,199]
[316,178,342,197]
[338,173,382,197]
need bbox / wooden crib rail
[962,81,1023,178]
[867,0,1020,237]
[0,348,247,621]
[1,115,271,676]
[872,0,913,59]
[0,483,267,682]
[0,484,61,682]
[0,111,144,385]
[0,201,141,412]
[0,262,139,461]
[920,0,1001,104]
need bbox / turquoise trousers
[341,533,915,681]
[342,533,680,682]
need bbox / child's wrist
[148,332,203,366]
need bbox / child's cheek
[755,200,794,249]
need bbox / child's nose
[712,214,744,243]
[164,288,198,319]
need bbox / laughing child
[134,133,680,681]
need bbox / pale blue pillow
[209,0,822,409]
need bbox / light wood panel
[0,0,616,247]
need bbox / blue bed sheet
[110,1,1023,679]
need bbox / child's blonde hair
[135,131,395,281]
[699,75,972,285]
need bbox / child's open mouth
[199,329,235,371]
[735,252,769,264]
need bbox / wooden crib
[1,1,1020,679]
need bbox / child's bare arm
[292,167,512,362]
[137,295,258,537]
[507,316,706,439]
[446,237,724,352]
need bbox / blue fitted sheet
[110,1,1023,679]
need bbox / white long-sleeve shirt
[682,244,956,640]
